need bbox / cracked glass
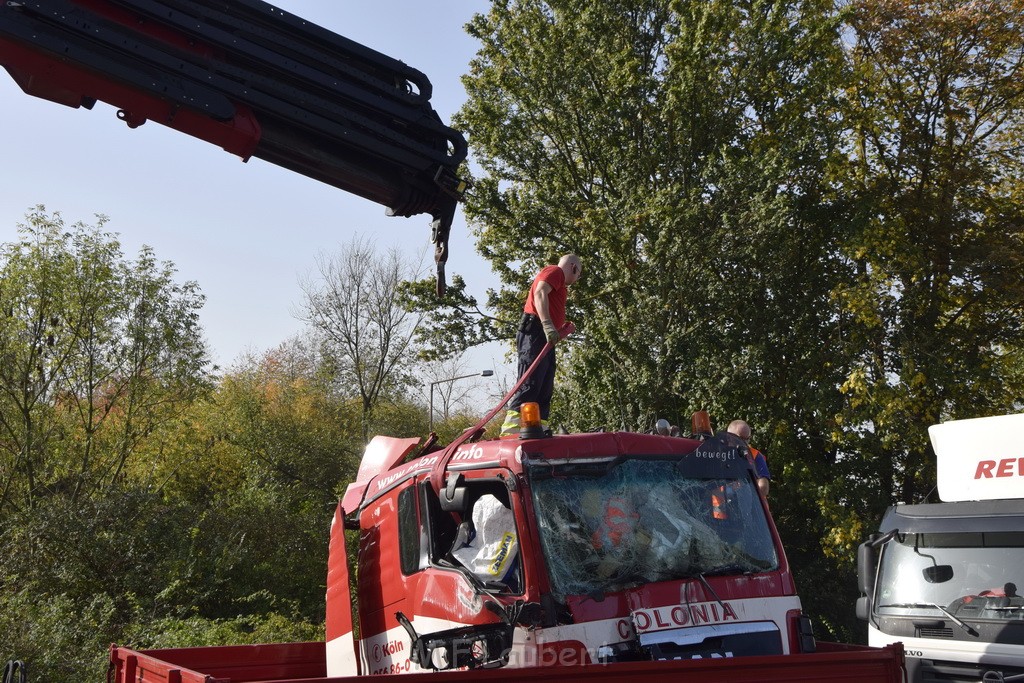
[528,457,777,600]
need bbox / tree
[0,208,215,680]
[445,0,849,429]
[823,0,1024,552]
[0,338,359,681]
[440,0,870,639]
[442,0,1024,641]
[211,339,362,499]
[399,273,508,362]
[421,353,496,425]
[0,207,210,514]
[298,237,424,441]
[454,0,851,470]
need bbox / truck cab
[858,413,1024,682]
[330,425,814,675]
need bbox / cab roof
[342,431,727,513]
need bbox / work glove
[542,320,560,345]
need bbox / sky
[0,1,511,398]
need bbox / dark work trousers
[509,314,556,420]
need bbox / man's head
[558,254,582,285]
[727,419,751,443]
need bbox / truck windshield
[875,532,1024,621]
[528,457,778,600]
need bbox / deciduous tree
[825,0,1024,551]
[435,0,863,639]
[298,237,423,440]
[0,208,210,514]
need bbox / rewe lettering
[974,458,1024,479]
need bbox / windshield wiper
[679,572,728,613]
[878,602,979,637]
[931,602,980,637]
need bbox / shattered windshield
[528,457,778,600]
[875,532,1024,621]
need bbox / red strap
[429,339,559,494]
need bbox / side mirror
[857,540,877,596]
[923,565,954,583]
[856,595,871,621]
[858,529,900,596]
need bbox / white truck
[857,413,1024,682]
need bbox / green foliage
[0,213,377,681]
[399,274,508,361]
[456,0,850,433]
[0,487,327,680]
[0,588,117,682]
[366,396,430,439]
[0,491,190,680]
[136,612,323,648]
[0,207,211,515]
[832,0,1024,516]
[142,343,368,622]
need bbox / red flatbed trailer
[108,641,907,682]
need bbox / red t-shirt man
[501,255,581,435]
[524,265,567,327]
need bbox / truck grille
[922,660,1024,683]
[918,627,954,638]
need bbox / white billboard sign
[929,413,1024,502]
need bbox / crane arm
[0,0,468,293]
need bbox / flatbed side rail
[109,644,226,683]
[109,642,326,683]
[110,642,906,682]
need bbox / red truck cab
[105,422,906,683]
[329,427,813,675]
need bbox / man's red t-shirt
[523,265,566,328]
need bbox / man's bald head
[559,254,582,285]
[727,419,751,442]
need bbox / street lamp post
[429,369,494,432]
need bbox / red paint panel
[567,570,794,623]
[325,504,353,642]
[356,495,406,639]
[0,36,262,158]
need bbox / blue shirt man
[727,419,771,497]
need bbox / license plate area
[639,622,782,660]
